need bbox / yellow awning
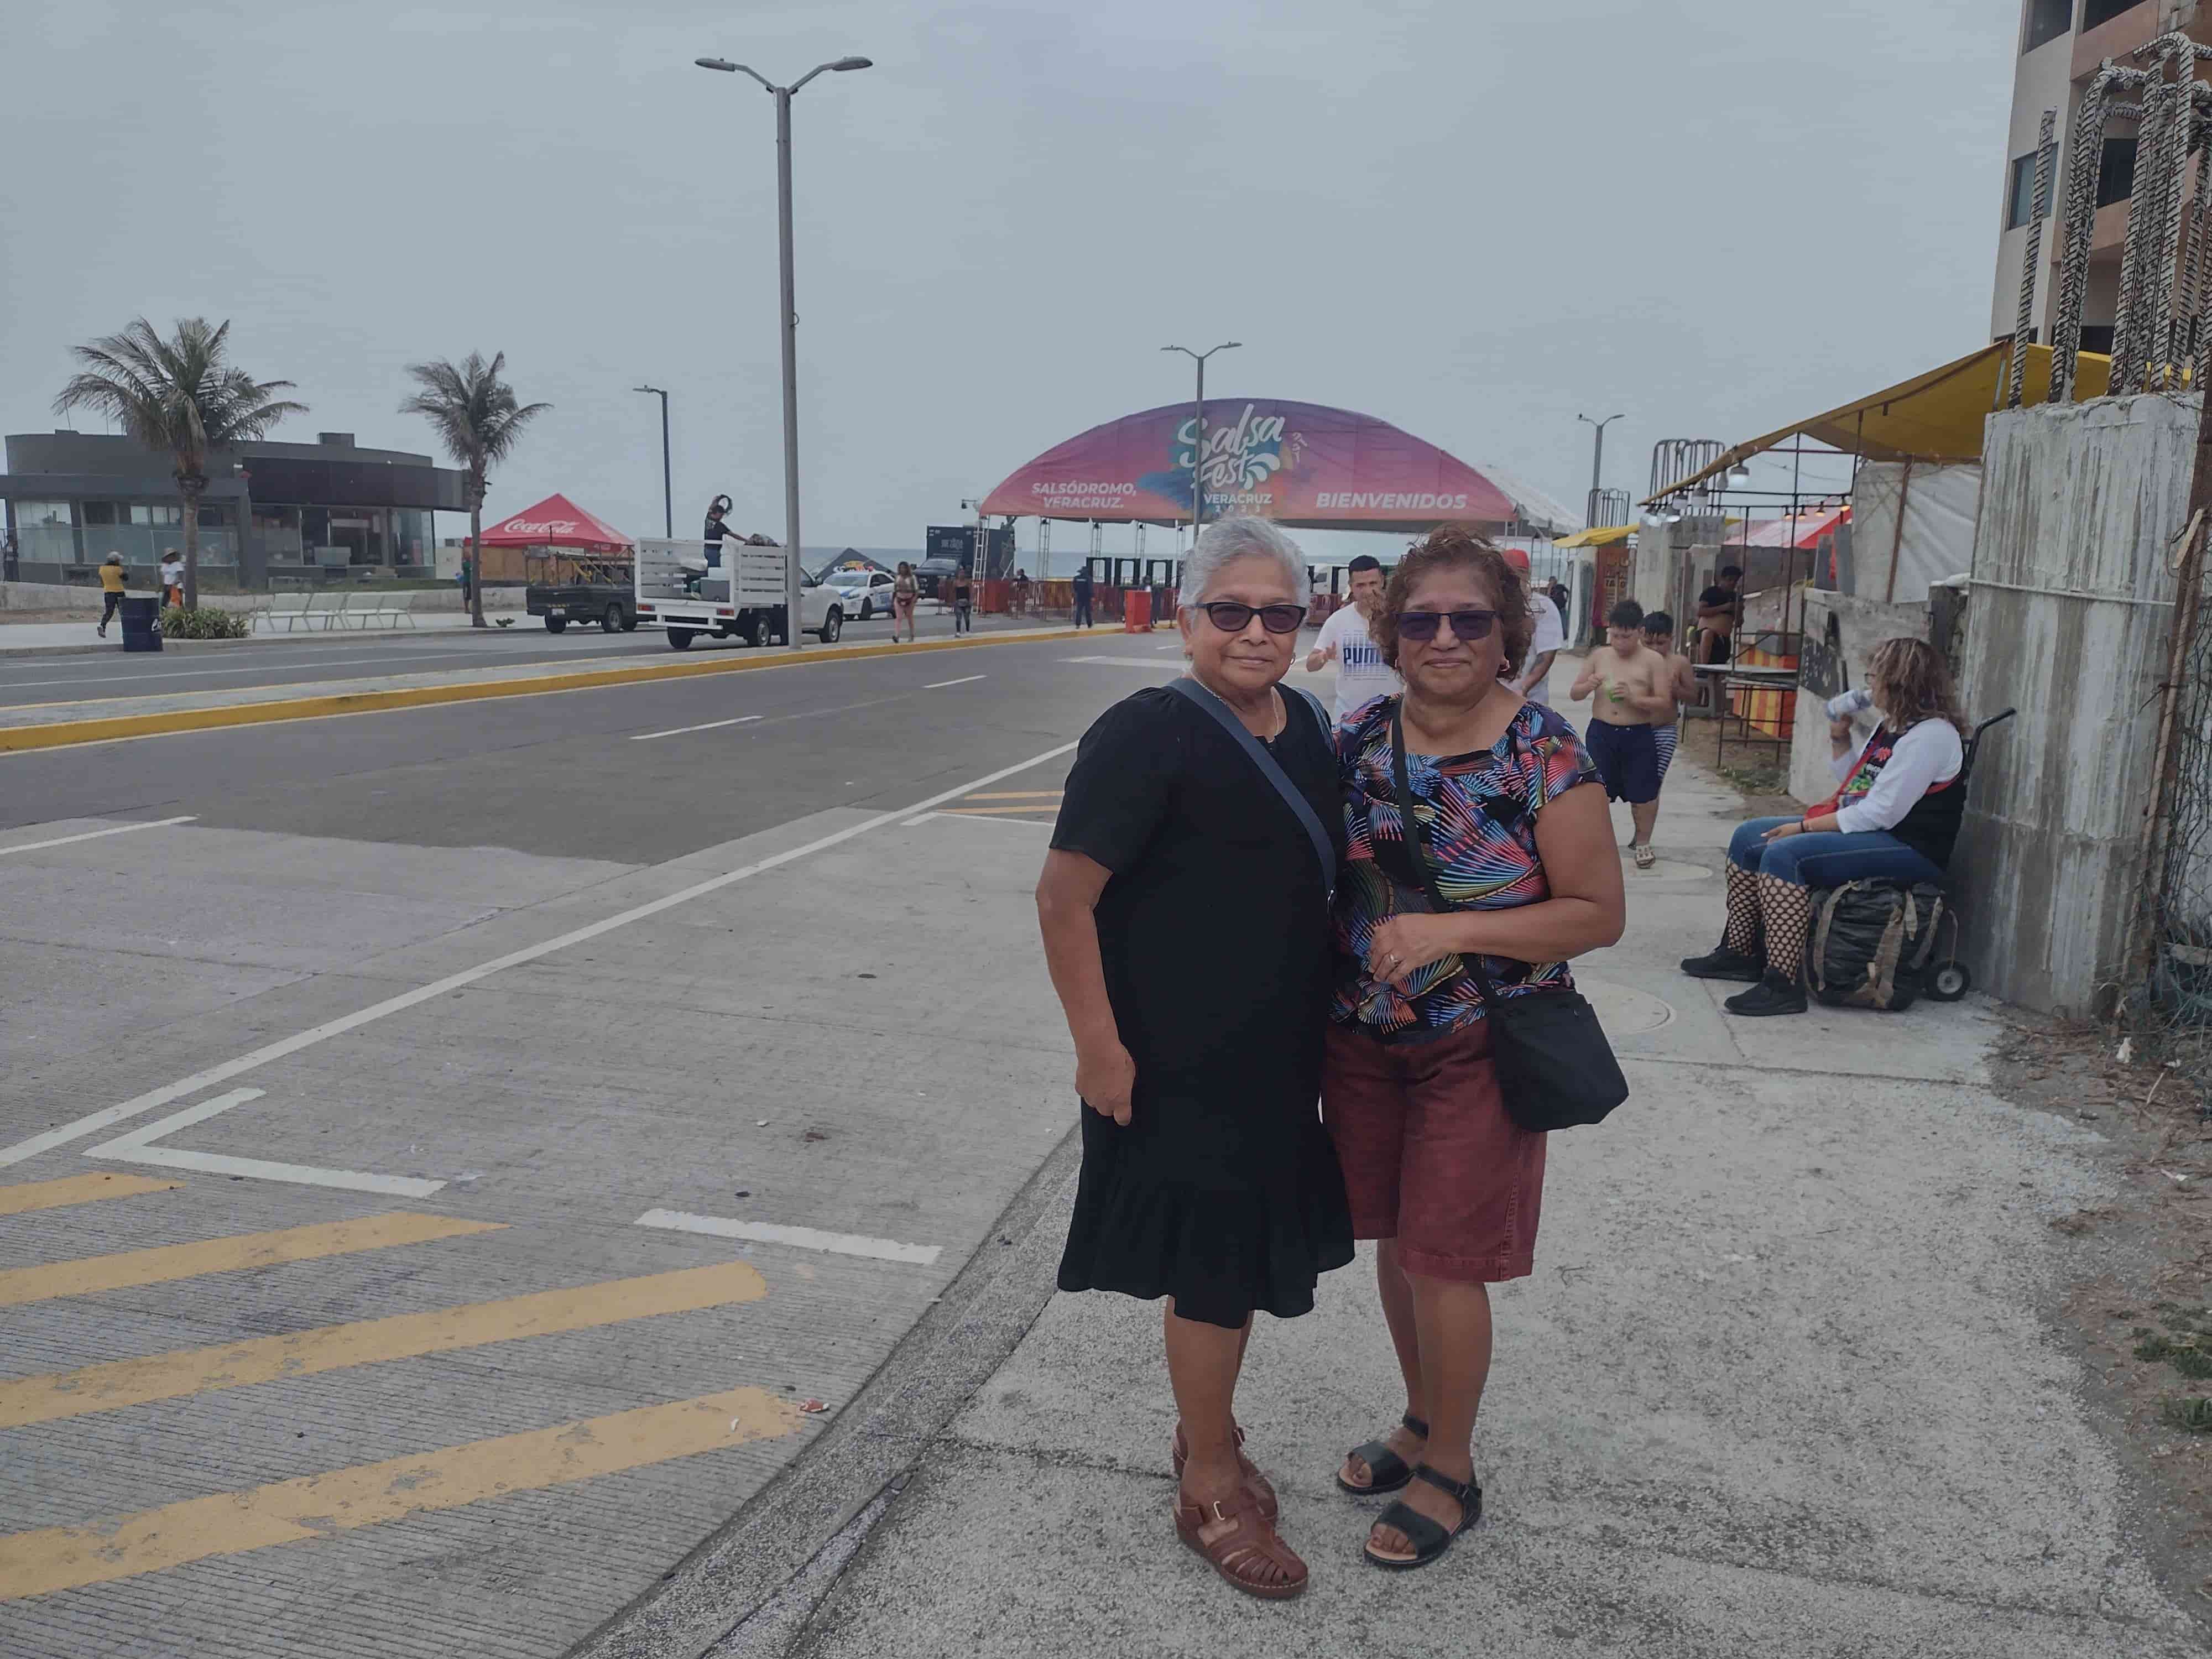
[1553,523,1636,549]
[1642,342,2114,504]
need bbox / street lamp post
[1162,341,1240,545]
[634,384,671,539]
[1577,411,1624,529]
[697,52,872,649]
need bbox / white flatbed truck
[633,538,845,650]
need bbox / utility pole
[634,385,671,539]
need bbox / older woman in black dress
[1036,516,1353,1601]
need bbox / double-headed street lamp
[1162,341,1240,541]
[633,385,671,539]
[697,52,872,648]
[1577,411,1624,529]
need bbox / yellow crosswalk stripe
[0,1386,802,1600]
[0,1261,769,1428]
[0,1173,182,1217]
[0,1212,502,1308]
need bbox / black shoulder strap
[1388,700,1502,1006]
[1168,677,1337,895]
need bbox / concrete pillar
[1955,393,2192,1016]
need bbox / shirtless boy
[1571,599,1676,869]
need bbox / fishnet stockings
[1760,874,1814,982]
[1723,865,1763,955]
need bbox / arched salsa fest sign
[980,399,1531,533]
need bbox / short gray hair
[1179,517,1306,608]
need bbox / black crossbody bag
[1388,702,1627,1133]
[1167,677,1337,898]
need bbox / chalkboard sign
[1799,612,1847,700]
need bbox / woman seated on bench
[1681,637,1966,1018]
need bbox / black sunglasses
[1195,601,1307,635]
[1395,608,1498,643]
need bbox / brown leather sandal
[1172,1486,1308,1600]
[1170,1422,1279,1520]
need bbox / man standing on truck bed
[703,494,737,569]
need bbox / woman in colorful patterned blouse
[1680,637,1967,1017]
[1325,527,1625,1570]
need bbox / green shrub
[2161,1396,2212,1433]
[2135,1335,2178,1361]
[159,606,251,640]
[2172,1348,2212,1381]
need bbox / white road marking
[630,714,763,741]
[635,1208,941,1266]
[0,738,1083,1168]
[901,811,1052,831]
[0,649,520,690]
[922,675,986,689]
[82,1087,448,1198]
[0,816,196,855]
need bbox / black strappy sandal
[1335,1413,1428,1495]
[1363,1463,1481,1570]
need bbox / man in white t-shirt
[1306,554,1401,724]
[1503,546,1564,706]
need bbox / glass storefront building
[1,431,466,588]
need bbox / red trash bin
[1123,588,1152,632]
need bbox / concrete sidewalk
[688,734,2204,1657]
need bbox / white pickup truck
[633,538,846,650]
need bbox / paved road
[0,609,1058,711]
[0,630,1198,1657]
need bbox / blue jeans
[1726,817,1943,889]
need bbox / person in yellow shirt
[96,553,128,638]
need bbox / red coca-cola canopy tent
[980,399,1565,534]
[479,493,632,552]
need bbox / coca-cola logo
[500,519,580,536]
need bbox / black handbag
[1387,702,1628,1133]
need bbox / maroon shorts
[1322,1019,1546,1283]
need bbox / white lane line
[630,714,764,742]
[922,675,986,689]
[0,650,502,690]
[0,738,1082,1168]
[635,1208,941,1266]
[901,811,1052,831]
[0,816,196,855]
[81,1087,447,1198]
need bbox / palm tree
[54,317,307,609]
[399,352,550,628]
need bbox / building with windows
[0,430,467,589]
[1992,1,2207,352]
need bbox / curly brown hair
[1866,637,1967,735]
[1373,525,1532,677]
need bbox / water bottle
[1825,688,1872,720]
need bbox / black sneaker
[1724,972,1808,1017]
[1680,943,1763,983]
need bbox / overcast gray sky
[4,0,2015,556]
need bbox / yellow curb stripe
[0,1386,801,1600]
[0,1213,502,1308]
[0,1173,182,1217]
[962,791,1063,800]
[0,628,1074,755]
[939,805,1061,816]
[0,1261,769,1428]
